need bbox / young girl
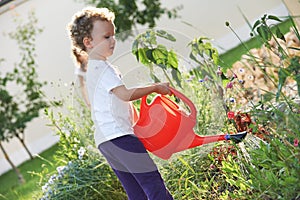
[67,7,173,200]
[72,47,90,108]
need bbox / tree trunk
[0,142,25,184]
[16,133,34,160]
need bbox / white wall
[0,0,288,175]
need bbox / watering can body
[133,87,247,160]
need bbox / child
[67,7,174,200]
[72,47,90,108]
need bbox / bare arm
[78,76,91,108]
[111,83,171,101]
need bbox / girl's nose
[111,36,116,44]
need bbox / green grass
[219,18,294,69]
[0,144,59,200]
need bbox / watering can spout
[187,131,248,149]
[225,131,248,143]
[188,133,228,149]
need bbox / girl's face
[88,20,116,60]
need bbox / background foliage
[79,0,181,40]
[0,10,48,184]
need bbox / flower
[227,111,235,120]
[216,67,222,76]
[42,183,49,192]
[226,82,233,89]
[48,175,57,184]
[78,147,86,160]
[294,138,299,147]
[74,137,80,143]
[56,166,67,175]
[229,97,235,103]
[68,161,73,166]
[78,147,86,156]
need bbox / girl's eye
[105,36,110,39]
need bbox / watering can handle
[168,87,197,119]
[140,87,197,119]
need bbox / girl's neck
[88,55,107,60]
[87,50,107,60]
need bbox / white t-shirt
[86,60,135,147]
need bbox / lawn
[0,144,58,200]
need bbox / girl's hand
[155,82,171,95]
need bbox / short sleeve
[100,65,123,92]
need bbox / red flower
[226,82,233,89]
[294,138,299,147]
[227,111,235,119]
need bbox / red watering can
[133,87,247,160]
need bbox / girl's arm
[78,76,91,108]
[111,83,170,102]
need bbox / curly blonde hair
[67,7,115,51]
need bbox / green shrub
[38,103,126,200]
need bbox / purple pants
[98,135,173,200]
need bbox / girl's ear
[83,37,93,49]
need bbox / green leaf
[167,50,178,69]
[211,48,219,65]
[252,19,261,31]
[156,29,176,42]
[145,49,154,61]
[189,52,201,64]
[137,48,151,66]
[132,39,139,55]
[222,79,230,88]
[295,74,300,97]
[257,25,271,41]
[287,57,300,97]
[171,68,182,88]
[275,26,285,42]
[267,15,282,23]
[152,46,167,61]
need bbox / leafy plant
[251,14,300,99]
[131,11,300,199]
[0,10,48,184]
[38,102,125,200]
[245,138,300,199]
[132,29,181,87]
[221,13,300,200]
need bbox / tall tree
[0,11,48,183]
